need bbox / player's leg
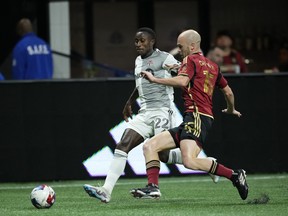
[130,131,176,198]
[102,129,144,192]
[178,112,220,182]
[159,148,182,164]
[180,139,212,170]
[180,139,248,200]
[84,128,144,203]
[155,108,184,165]
[159,147,219,183]
[84,112,152,202]
[157,107,220,183]
[180,113,248,199]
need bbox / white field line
[0,175,287,190]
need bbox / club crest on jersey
[147,60,153,66]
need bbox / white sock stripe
[114,149,128,158]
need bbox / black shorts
[168,112,213,148]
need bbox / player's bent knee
[143,140,157,154]
[116,130,144,153]
[142,142,150,154]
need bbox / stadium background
[0,0,288,182]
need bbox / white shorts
[127,107,178,140]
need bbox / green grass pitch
[0,173,287,216]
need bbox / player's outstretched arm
[123,87,139,122]
[141,71,189,88]
[221,85,242,117]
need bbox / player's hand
[123,103,133,122]
[141,71,156,82]
[222,108,242,117]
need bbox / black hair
[137,27,157,48]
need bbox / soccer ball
[30,184,56,209]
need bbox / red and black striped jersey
[178,52,228,118]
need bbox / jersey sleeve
[162,53,180,66]
[177,56,194,79]
[216,68,228,89]
[162,53,181,75]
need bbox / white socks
[167,148,183,164]
[103,149,128,194]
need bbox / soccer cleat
[231,169,249,200]
[207,157,220,183]
[130,183,161,199]
[83,184,111,203]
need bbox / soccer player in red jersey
[130,29,248,200]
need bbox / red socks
[209,160,233,179]
[146,160,160,185]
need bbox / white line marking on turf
[0,175,287,190]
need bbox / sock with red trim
[146,160,160,186]
[209,160,233,179]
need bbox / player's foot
[231,169,248,200]
[130,183,161,199]
[83,184,111,203]
[207,157,220,183]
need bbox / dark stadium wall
[0,74,287,182]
